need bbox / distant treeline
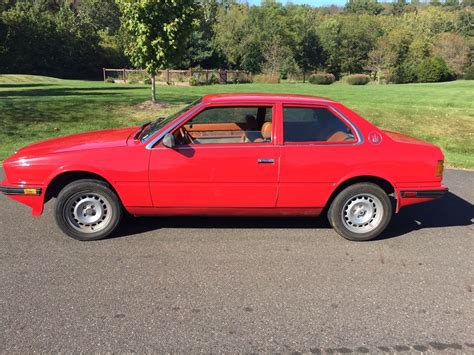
[0,0,472,82]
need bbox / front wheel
[55,179,123,241]
[328,183,393,241]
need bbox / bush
[105,77,115,83]
[308,73,336,85]
[392,62,418,84]
[417,57,454,83]
[464,65,474,80]
[345,74,370,85]
[189,77,200,86]
[189,77,210,86]
[209,73,220,85]
[144,78,152,85]
[252,74,280,84]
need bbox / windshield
[140,98,202,143]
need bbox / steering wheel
[179,127,193,144]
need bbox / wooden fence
[103,68,252,85]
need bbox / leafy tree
[294,30,325,82]
[77,0,121,34]
[345,0,383,15]
[417,56,453,82]
[116,0,196,102]
[391,0,408,16]
[0,0,102,78]
[181,0,224,69]
[213,4,254,70]
[433,32,471,77]
[319,15,381,75]
[261,35,291,76]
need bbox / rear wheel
[55,179,122,241]
[328,183,392,241]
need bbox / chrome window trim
[145,101,364,150]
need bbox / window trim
[281,104,362,146]
[149,102,277,149]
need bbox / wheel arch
[324,175,396,214]
[44,170,119,204]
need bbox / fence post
[205,70,209,83]
[188,68,193,80]
[165,69,170,84]
[103,68,106,82]
[218,69,227,84]
[123,68,127,83]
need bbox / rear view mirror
[162,133,175,148]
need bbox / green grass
[1,74,473,168]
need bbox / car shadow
[111,192,473,240]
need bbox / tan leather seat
[327,131,354,142]
[252,121,272,143]
[261,122,272,141]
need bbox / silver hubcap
[65,193,112,233]
[341,193,383,233]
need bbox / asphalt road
[0,169,473,353]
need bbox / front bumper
[0,182,45,216]
[0,186,42,196]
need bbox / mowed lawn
[1,74,473,168]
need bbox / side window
[174,106,273,145]
[283,106,355,143]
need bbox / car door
[148,104,279,208]
[277,104,362,208]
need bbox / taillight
[435,160,444,177]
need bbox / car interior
[174,106,273,145]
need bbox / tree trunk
[151,75,156,102]
[303,70,306,83]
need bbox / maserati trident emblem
[368,131,382,145]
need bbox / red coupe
[1,93,447,241]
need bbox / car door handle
[257,158,275,164]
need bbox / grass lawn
[1,74,473,168]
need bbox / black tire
[55,179,123,241]
[328,183,392,241]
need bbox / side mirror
[162,133,175,148]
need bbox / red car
[1,93,447,241]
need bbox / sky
[245,0,348,6]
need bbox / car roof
[201,93,336,105]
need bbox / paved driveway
[0,169,472,352]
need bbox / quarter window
[283,107,355,143]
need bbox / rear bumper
[400,188,448,199]
[0,186,42,196]
[396,185,448,212]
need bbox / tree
[391,0,407,16]
[345,0,383,15]
[417,56,453,82]
[116,0,196,102]
[319,15,382,76]
[367,39,396,83]
[433,32,470,77]
[294,30,324,82]
[261,35,291,77]
[77,0,121,34]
